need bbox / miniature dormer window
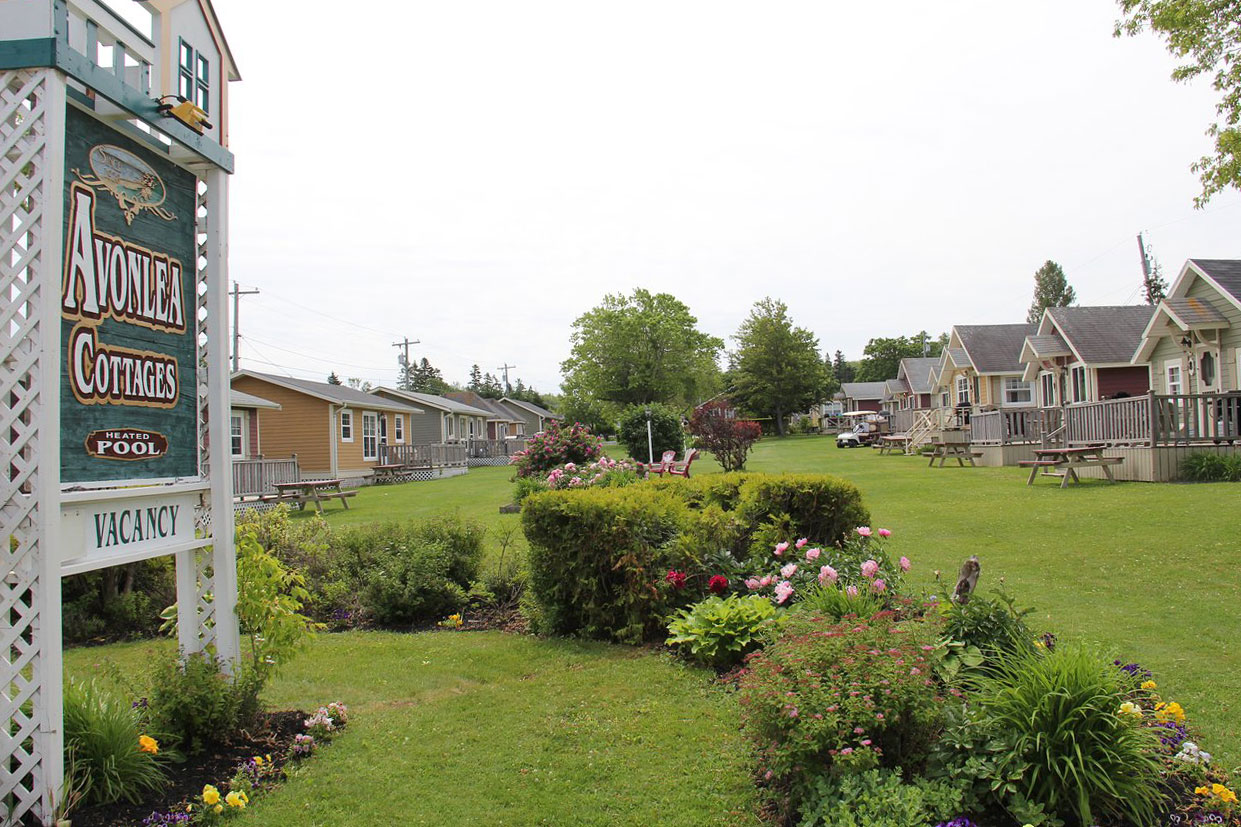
[178,38,210,113]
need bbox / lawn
[67,435,1241,822]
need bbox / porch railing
[1060,393,1241,446]
[232,456,299,497]
[380,443,469,468]
[466,437,528,459]
[970,408,1061,446]
[890,409,915,434]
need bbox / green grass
[66,435,1241,821]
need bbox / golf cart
[835,411,889,448]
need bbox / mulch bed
[69,710,305,827]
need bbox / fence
[379,442,469,468]
[467,437,528,459]
[232,456,299,497]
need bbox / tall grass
[63,679,166,805]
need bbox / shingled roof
[234,372,425,414]
[1189,259,1241,305]
[840,381,888,401]
[898,357,941,394]
[955,324,1037,374]
[1044,305,1155,364]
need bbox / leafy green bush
[63,679,167,805]
[147,652,242,754]
[970,642,1165,826]
[936,586,1031,659]
[666,594,782,668]
[522,485,690,642]
[797,767,962,827]
[1180,451,1241,482]
[510,420,604,478]
[62,558,175,643]
[617,402,684,463]
[739,613,945,806]
[794,582,886,620]
[735,474,870,558]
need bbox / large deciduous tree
[730,298,828,436]
[560,289,723,407]
[1116,0,1241,206]
[1026,260,1076,324]
[854,332,944,382]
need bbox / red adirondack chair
[666,448,698,478]
[647,450,677,476]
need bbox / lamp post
[644,407,654,465]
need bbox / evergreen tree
[1026,260,1076,324]
[327,372,342,385]
[1143,259,1168,305]
[467,364,484,392]
[399,358,449,394]
[832,351,855,384]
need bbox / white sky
[208,0,1241,394]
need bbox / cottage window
[1201,352,1216,388]
[362,412,379,461]
[395,415,404,443]
[230,412,245,457]
[340,410,353,442]
[1070,366,1087,403]
[178,39,210,114]
[445,413,455,441]
[1040,373,1057,407]
[1165,362,1183,396]
[379,414,388,446]
[955,376,970,406]
[1003,378,1033,406]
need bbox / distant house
[838,381,888,413]
[444,391,525,440]
[229,389,280,460]
[933,324,1036,412]
[231,372,425,484]
[1134,259,1241,396]
[1020,306,1154,405]
[370,388,492,444]
[498,397,561,434]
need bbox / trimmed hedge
[522,472,869,642]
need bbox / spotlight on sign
[156,95,213,134]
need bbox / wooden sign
[60,107,198,483]
[59,484,210,575]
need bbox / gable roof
[373,387,492,417]
[501,397,561,420]
[897,357,940,394]
[1044,305,1155,365]
[954,324,1037,374]
[1188,259,1241,307]
[883,378,908,400]
[445,391,522,422]
[839,381,888,401]
[230,389,280,410]
[233,371,425,414]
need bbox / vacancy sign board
[58,107,205,572]
[60,106,198,484]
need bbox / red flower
[665,570,687,590]
[708,575,729,595]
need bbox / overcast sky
[208,0,1240,394]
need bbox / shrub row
[520,473,869,643]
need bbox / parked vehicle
[835,412,889,448]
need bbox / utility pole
[1137,233,1151,280]
[230,282,260,373]
[497,363,516,394]
[392,337,420,367]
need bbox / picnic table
[1018,446,1124,488]
[927,441,980,467]
[877,435,910,455]
[371,463,408,485]
[273,479,356,512]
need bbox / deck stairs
[904,410,941,453]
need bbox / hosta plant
[666,594,782,668]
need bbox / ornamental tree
[1026,260,1076,324]
[690,400,762,471]
[729,298,829,436]
[509,420,603,478]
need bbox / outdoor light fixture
[156,95,213,134]
[644,407,654,465]
[1180,334,1193,349]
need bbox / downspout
[329,403,340,477]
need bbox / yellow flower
[1154,701,1186,723]
[1141,679,1157,690]
[138,734,159,754]
[202,785,220,806]
[1117,701,1142,718]
[213,804,223,815]
[1033,638,1046,649]
[253,755,263,766]
[1196,785,1211,796]
[226,790,246,808]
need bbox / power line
[239,334,399,373]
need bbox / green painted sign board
[60,106,199,482]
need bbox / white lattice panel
[0,67,61,825]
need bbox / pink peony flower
[899,556,911,572]
[780,563,798,579]
[774,542,788,556]
[745,577,762,590]
[805,547,821,561]
[818,565,838,585]
[861,559,879,579]
[846,585,858,597]
[856,526,872,537]
[877,528,891,538]
[872,579,887,593]
[774,580,794,604]
[759,575,773,588]
[795,538,809,549]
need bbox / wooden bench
[877,435,910,455]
